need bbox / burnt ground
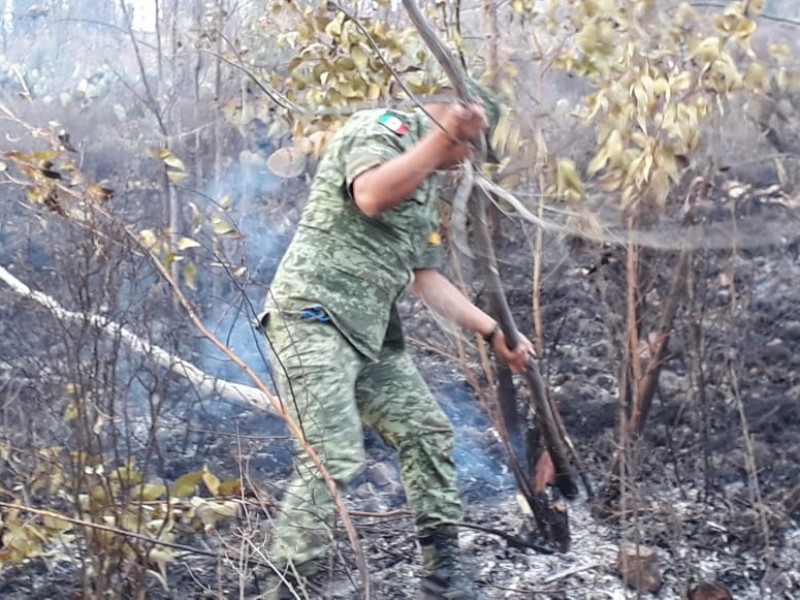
[2,185,800,599]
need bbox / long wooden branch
[401,0,578,500]
[0,265,272,413]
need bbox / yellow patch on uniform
[428,231,442,246]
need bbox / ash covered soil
[2,190,800,599]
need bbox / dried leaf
[218,478,243,496]
[131,483,168,502]
[211,215,235,236]
[43,515,73,533]
[172,471,204,497]
[177,237,202,251]
[87,183,113,201]
[267,147,307,178]
[163,154,186,171]
[202,469,221,496]
[167,170,189,184]
[139,229,160,250]
[183,261,198,290]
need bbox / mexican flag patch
[379,112,409,136]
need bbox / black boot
[419,526,482,599]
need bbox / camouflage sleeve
[342,118,406,188]
[414,229,446,270]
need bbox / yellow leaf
[743,62,766,89]
[163,154,185,170]
[587,148,609,177]
[366,83,381,100]
[177,237,201,251]
[650,169,671,209]
[147,547,175,565]
[90,485,110,504]
[43,515,72,533]
[556,158,584,198]
[218,478,243,496]
[172,471,204,497]
[183,262,198,290]
[768,44,792,64]
[167,170,189,184]
[693,37,721,63]
[132,483,168,502]
[211,215,235,236]
[110,465,143,487]
[87,183,113,201]
[351,45,368,72]
[324,13,344,37]
[32,150,58,165]
[26,186,45,204]
[63,401,80,423]
[139,229,160,250]
[219,194,233,210]
[209,500,239,518]
[202,469,220,496]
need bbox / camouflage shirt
[263,108,445,361]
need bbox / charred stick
[400,0,579,501]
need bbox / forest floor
[1,183,800,599]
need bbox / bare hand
[440,103,488,145]
[491,328,536,374]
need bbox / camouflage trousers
[264,305,463,572]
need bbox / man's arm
[351,103,486,217]
[410,268,534,373]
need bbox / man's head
[466,79,500,140]
[429,77,500,138]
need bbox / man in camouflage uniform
[260,91,534,599]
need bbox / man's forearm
[411,269,496,337]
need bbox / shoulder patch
[379,111,410,136]
[428,231,442,246]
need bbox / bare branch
[0,265,272,413]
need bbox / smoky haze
[0,0,518,492]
